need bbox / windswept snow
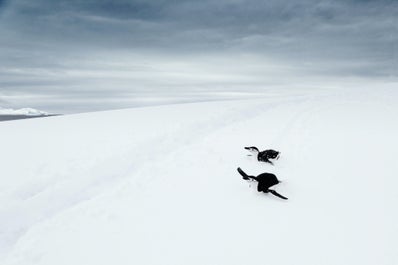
[0,87,397,265]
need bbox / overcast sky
[0,0,397,113]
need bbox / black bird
[244,146,280,165]
[237,167,288,200]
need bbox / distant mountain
[0,107,53,121]
[0,107,49,116]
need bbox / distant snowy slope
[0,108,48,116]
[1,87,397,265]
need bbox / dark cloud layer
[0,0,397,113]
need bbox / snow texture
[0,87,397,265]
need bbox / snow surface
[1,87,398,265]
[0,108,48,116]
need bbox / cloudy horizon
[0,0,397,114]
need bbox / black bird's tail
[237,167,250,180]
[268,189,288,200]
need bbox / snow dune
[1,87,397,265]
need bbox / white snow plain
[1,87,397,265]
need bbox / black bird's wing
[268,189,288,200]
[237,167,249,180]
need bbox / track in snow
[1,87,397,265]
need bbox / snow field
[1,87,397,265]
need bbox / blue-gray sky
[0,0,397,113]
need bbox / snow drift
[0,87,397,265]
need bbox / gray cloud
[0,0,397,113]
